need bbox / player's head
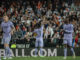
[35,21,42,29]
[35,23,40,29]
[64,17,69,24]
[3,15,9,22]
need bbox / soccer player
[0,15,15,59]
[63,18,75,59]
[33,21,44,57]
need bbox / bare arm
[10,22,15,35]
[10,26,15,35]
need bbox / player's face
[65,18,69,24]
[3,16,9,22]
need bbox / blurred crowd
[0,0,80,47]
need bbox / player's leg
[63,44,67,59]
[4,43,9,59]
[39,38,44,57]
[0,52,1,60]
[0,56,1,60]
[2,38,8,59]
[3,37,12,59]
[68,39,76,58]
[6,37,12,58]
[70,46,75,58]
[63,39,67,59]
[35,39,39,56]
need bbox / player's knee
[4,43,9,47]
[64,44,67,48]
[69,46,72,48]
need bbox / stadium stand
[0,0,80,48]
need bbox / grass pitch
[1,56,80,60]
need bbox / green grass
[1,56,80,60]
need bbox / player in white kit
[63,18,75,59]
[0,15,15,59]
[33,21,44,57]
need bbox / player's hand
[33,33,37,37]
[27,38,30,42]
[10,31,14,35]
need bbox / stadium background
[0,0,80,56]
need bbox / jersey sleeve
[10,21,14,28]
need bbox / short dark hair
[64,17,70,24]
